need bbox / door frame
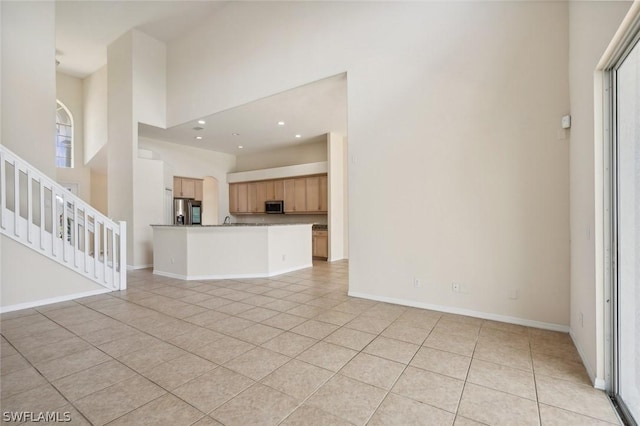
[602,11,640,425]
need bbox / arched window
[55,101,73,168]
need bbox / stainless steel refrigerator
[174,198,202,225]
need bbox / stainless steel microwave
[265,200,284,214]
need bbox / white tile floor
[0,261,621,425]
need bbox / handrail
[0,144,126,291]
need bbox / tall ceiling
[55,1,224,78]
[55,1,347,160]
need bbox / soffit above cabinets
[227,162,328,184]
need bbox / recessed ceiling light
[295,134,302,138]
[238,145,244,149]
[232,132,240,136]
[278,121,285,126]
[195,136,203,140]
[197,120,206,125]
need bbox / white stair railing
[0,144,126,291]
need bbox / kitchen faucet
[224,216,231,224]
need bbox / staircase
[0,144,126,292]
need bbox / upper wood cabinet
[174,176,203,200]
[265,179,285,201]
[319,175,328,212]
[283,179,296,213]
[237,183,249,213]
[231,174,327,214]
[229,183,238,213]
[305,175,328,213]
[229,182,254,213]
[195,182,203,202]
[248,181,267,213]
[293,178,307,212]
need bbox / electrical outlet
[413,278,422,288]
[452,282,460,293]
[282,254,286,261]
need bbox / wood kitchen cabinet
[174,177,203,201]
[312,230,328,259]
[284,177,312,213]
[231,174,326,214]
[283,179,296,213]
[319,175,328,212]
[294,178,306,212]
[195,182,203,202]
[248,181,267,213]
[305,175,328,213]
[236,183,249,213]
[229,182,250,213]
[229,183,238,212]
[266,179,284,201]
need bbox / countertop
[151,223,312,228]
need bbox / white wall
[91,171,108,215]
[83,66,107,165]
[167,2,573,328]
[1,235,103,310]
[138,137,236,224]
[202,177,219,226]
[0,1,86,309]
[133,157,164,267]
[1,1,56,177]
[235,139,327,172]
[107,31,136,265]
[107,30,168,267]
[56,72,92,202]
[568,1,631,386]
[133,31,166,128]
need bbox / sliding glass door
[613,34,640,425]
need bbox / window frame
[55,100,74,169]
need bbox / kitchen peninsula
[151,224,312,280]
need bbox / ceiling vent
[192,126,204,131]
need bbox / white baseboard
[152,270,190,280]
[268,264,314,277]
[152,263,313,281]
[569,328,605,389]
[348,291,570,332]
[0,288,111,314]
[127,264,152,271]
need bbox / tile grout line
[76,268,347,424]
[358,317,436,426]
[275,310,406,426]
[4,262,612,426]
[27,299,247,424]
[452,318,480,425]
[1,306,102,425]
[0,263,347,415]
